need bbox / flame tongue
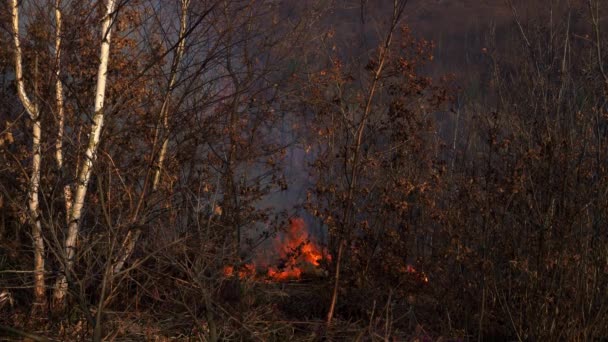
[223,218,330,282]
[274,218,324,268]
[265,218,325,281]
[223,264,256,279]
[267,266,302,281]
[221,219,429,285]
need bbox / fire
[267,266,302,281]
[223,263,256,279]
[223,265,233,277]
[399,264,429,284]
[274,218,325,265]
[264,218,331,281]
[223,218,331,282]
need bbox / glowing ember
[399,264,429,284]
[223,265,233,277]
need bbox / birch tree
[53,0,72,221]
[52,0,119,309]
[151,0,190,192]
[9,0,46,309]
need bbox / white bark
[152,0,190,191]
[10,0,46,307]
[29,119,45,306]
[10,0,37,118]
[111,229,141,276]
[53,0,119,308]
[53,0,73,220]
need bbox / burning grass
[223,218,332,282]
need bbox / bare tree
[53,0,72,222]
[52,0,119,310]
[9,0,46,309]
[151,0,190,192]
[325,0,408,327]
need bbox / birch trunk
[111,229,141,276]
[52,0,118,309]
[30,118,45,307]
[53,0,73,221]
[10,0,46,308]
[152,0,190,191]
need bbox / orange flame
[267,266,302,281]
[223,263,256,279]
[266,218,330,281]
[223,218,331,282]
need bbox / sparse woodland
[0,0,607,340]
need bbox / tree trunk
[30,118,45,309]
[53,0,118,310]
[10,0,47,309]
[53,0,73,222]
[152,0,190,191]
